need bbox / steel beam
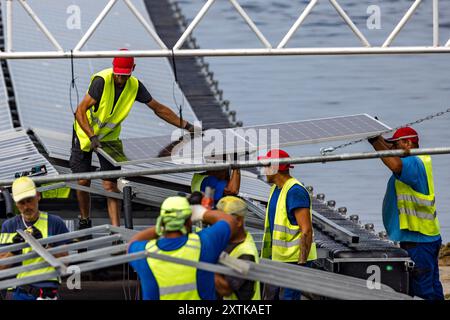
[312,212,359,245]
[0,225,111,254]
[16,230,67,273]
[383,0,423,47]
[1,147,450,186]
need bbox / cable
[69,49,80,116]
[171,48,185,132]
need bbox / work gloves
[90,135,102,150]
[11,233,24,256]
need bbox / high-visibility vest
[191,173,207,193]
[146,233,202,300]
[41,183,71,199]
[0,212,58,281]
[261,178,317,262]
[73,68,139,152]
[223,232,261,300]
[395,155,440,236]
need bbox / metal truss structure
[0,225,414,300]
[0,0,449,59]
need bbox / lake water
[177,0,450,242]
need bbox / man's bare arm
[215,274,233,297]
[369,136,403,174]
[128,227,158,249]
[74,94,98,138]
[224,169,241,196]
[0,252,14,270]
[147,99,188,129]
[294,208,313,264]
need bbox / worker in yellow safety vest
[214,196,261,300]
[70,48,198,230]
[368,127,443,300]
[128,195,238,300]
[0,177,69,300]
[191,155,240,208]
[258,149,317,300]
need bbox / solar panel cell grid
[99,114,391,166]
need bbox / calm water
[177,0,450,242]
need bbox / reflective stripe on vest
[224,232,261,301]
[0,232,17,244]
[191,173,207,193]
[73,68,139,152]
[261,178,317,262]
[146,233,202,300]
[395,155,440,236]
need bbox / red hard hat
[112,48,134,75]
[258,149,294,171]
[386,127,419,144]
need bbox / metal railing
[0,225,414,299]
[0,0,449,59]
[0,147,449,186]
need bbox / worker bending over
[71,48,197,229]
[128,195,237,300]
[214,196,260,300]
[0,177,69,300]
[258,149,317,300]
[369,127,443,300]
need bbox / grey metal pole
[0,147,450,186]
[123,185,134,230]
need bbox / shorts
[69,130,121,182]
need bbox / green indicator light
[386,265,393,271]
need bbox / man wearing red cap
[369,127,444,300]
[71,49,197,229]
[258,149,317,300]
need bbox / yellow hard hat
[217,196,247,217]
[157,196,192,235]
[12,177,37,203]
[160,196,191,216]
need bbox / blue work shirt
[128,220,231,300]
[200,176,227,206]
[382,156,441,243]
[268,184,311,236]
[0,213,70,288]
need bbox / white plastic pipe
[73,0,118,51]
[278,0,319,49]
[383,0,423,48]
[173,0,216,50]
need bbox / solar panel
[238,114,391,149]
[98,128,256,166]
[0,130,59,180]
[98,114,391,166]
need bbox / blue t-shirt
[201,176,227,205]
[268,184,311,236]
[128,220,231,300]
[0,213,70,288]
[383,156,441,243]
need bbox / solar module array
[0,130,58,181]
[0,0,198,158]
[98,114,391,166]
[0,68,13,132]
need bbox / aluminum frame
[1,146,450,186]
[0,0,448,59]
[0,225,414,299]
